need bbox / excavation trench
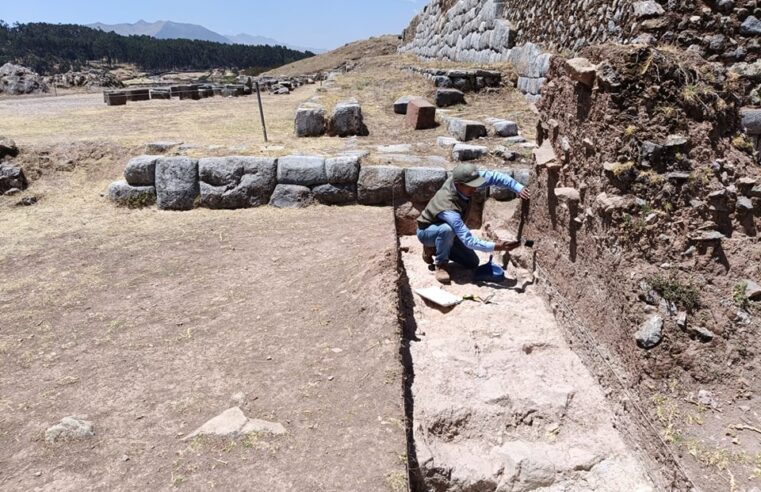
[393,200,656,492]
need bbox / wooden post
[255,81,268,143]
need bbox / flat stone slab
[452,143,488,161]
[183,407,286,441]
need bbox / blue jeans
[417,223,479,269]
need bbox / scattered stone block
[0,163,27,194]
[155,157,199,211]
[325,156,361,184]
[277,155,327,186]
[357,165,405,205]
[150,88,171,100]
[124,155,158,186]
[448,118,487,141]
[635,315,663,349]
[46,417,94,443]
[125,88,150,102]
[269,184,313,208]
[487,119,519,137]
[107,180,156,207]
[327,99,369,137]
[435,88,466,108]
[452,143,488,161]
[295,104,326,137]
[104,91,127,106]
[313,183,357,205]
[405,97,437,130]
[404,167,447,202]
[394,95,412,114]
[565,58,597,88]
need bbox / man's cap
[452,163,485,188]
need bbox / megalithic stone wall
[401,0,761,101]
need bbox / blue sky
[1,0,426,50]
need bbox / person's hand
[519,188,531,200]
[494,240,521,252]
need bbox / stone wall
[107,154,529,233]
[401,0,761,100]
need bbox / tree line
[0,21,315,74]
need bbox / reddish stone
[405,97,437,130]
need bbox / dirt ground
[0,164,407,491]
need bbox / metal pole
[255,81,268,143]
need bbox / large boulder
[124,155,158,186]
[0,63,48,95]
[357,166,406,205]
[155,157,199,210]
[269,184,314,208]
[404,167,447,202]
[0,163,27,195]
[198,157,277,209]
[107,180,156,207]
[448,118,488,142]
[313,183,357,205]
[295,104,326,137]
[327,99,369,137]
[277,155,327,186]
[325,156,361,184]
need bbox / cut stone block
[394,95,412,115]
[448,118,487,142]
[155,157,199,211]
[295,104,326,137]
[277,155,327,186]
[357,165,406,205]
[405,97,437,130]
[104,91,127,106]
[437,136,459,148]
[325,156,361,184]
[313,183,357,205]
[269,184,314,208]
[125,88,150,102]
[328,99,369,137]
[452,144,488,161]
[124,155,158,186]
[404,167,447,202]
[107,180,156,207]
[489,119,519,137]
[435,88,466,108]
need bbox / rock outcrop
[0,63,48,95]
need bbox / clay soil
[0,159,407,491]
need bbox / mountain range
[87,20,325,53]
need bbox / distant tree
[0,22,314,74]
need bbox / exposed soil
[0,162,406,491]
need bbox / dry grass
[263,35,401,77]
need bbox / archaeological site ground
[2,1,761,491]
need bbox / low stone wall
[108,154,529,233]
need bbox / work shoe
[422,246,435,265]
[435,264,451,285]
